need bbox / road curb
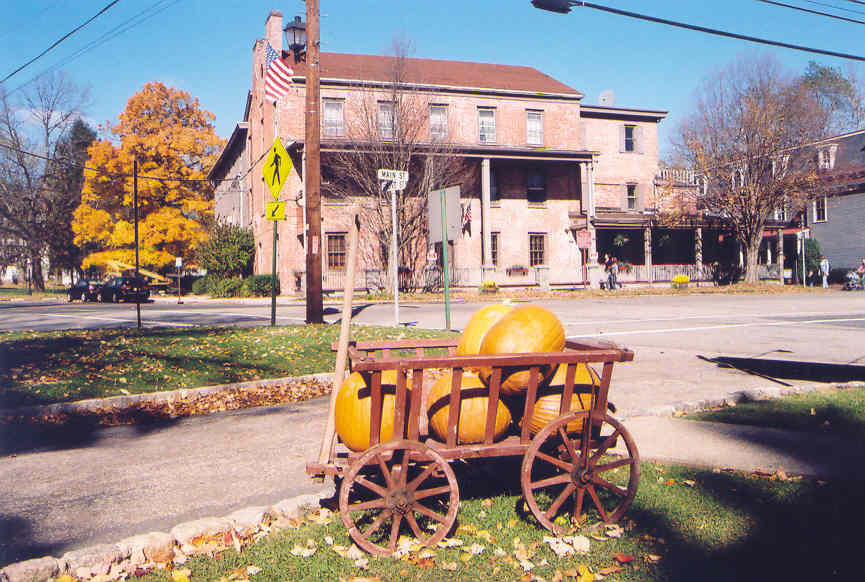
[622,380,865,419]
[0,373,335,423]
[0,482,336,582]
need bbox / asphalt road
[1,291,864,566]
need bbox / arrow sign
[263,138,293,200]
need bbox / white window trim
[322,98,345,137]
[626,183,638,210]
[817,144,838,170]
[526,110,543,146]
[813,196,828,223]
[377,101,395,140]
[429,104,448,141]
[478,107,496,144]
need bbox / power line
[574,1,865,62]
[803,0,865,17]
[758,0,865,24]
[0,0,123,85]
[0,140,266,186]
[7,0,181,97]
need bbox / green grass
[133,460,864,581]
[686,386,865,439]
[0,325,455,408]
[0,286,65,298]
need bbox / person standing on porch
[819,255,830,289]
[857,257,865,289]
[608,257,619,292]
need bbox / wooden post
[317,213,360,465]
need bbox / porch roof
[318,139,596,163]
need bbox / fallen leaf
[353,558,369,570]
[589,533,607,541]
[171,569,191,582]
[605,524,624,538]
[682,479,696,487]
[437,538,464,548]
[562,535,590,554]
[481,498,493,507]
[55,576,75,582]
[441,562,458,571]
[245,566,261,576]
[598,565,625,575]
[645,553,662,563]
[613,553,635,563]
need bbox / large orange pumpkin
[426,371,512,444]
[525,363,600,435]
[335,370,406,452]
[477,304,566,395]
[456,302,515,356]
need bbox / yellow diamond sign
[262,138,292,200]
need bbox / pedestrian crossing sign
[262,138,292,200]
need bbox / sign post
[377,169,408,326]
[429,185,460,330]
[264,138,292,326]
[175,256,183,304]
[576,229,591,288]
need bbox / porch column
[644,226,653,284]
[481,158,493,276]
[584,160,603,289]
[776,228,784,283]
[695,227,703,271]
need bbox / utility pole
[133,159,141,329]
[304,0,323,323]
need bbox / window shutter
[619,125,625,153]
[636,126,644,154]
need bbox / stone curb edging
[0,482,336,582]
[0,373,335,423]
[621,380,865,419]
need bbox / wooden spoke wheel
[339,440,459,556]
[521,411,639,534]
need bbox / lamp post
[26,258,32,295]
[285,5,323,324]
[175,256,183,304]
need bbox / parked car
[99,276,150,303]
[67,279,103,302]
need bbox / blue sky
[2,0,863,158]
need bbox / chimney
[265,10,283,51]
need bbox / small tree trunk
[31,257,46,292]
[743,238,761,284]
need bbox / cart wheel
[339,440,459,556]
[521,412,639,533]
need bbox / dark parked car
[68,279,103,302]
[99,276,150,303]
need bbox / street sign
[266,201,286,221]
[263,138,293,200]
[175,256,183,268]
[576,229,591,249]
[428,185,461,243]
[377,168,408,192]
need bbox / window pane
[627,184,637,210]
[527,111,543,145]
[378,102,394,140]
[527,169,546,203]
[491,232,499,266]
[479,109,496,143]
[323,101,344,136]
[430,105,447,140]
[327,233,347,269]
[624,125,635,152]
[815,197,826,221]
[490,169,499,202]
[529,233,545,266]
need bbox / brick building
[210,11,674,292]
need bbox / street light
[531,0,574,13]
[26,258,32,295]
[283,16,307,62]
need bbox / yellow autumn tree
[72,81,223,271]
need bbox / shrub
[191,276,210,296]
[246,274,280,296]
[196,221,255,279]
[211,277,245,298]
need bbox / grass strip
[0,325,455,409]
[686,386,865,439]
[132,461,864,581]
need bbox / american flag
[462,203,472,228]
[265,43,293,103]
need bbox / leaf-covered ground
[129,461,864,582]
[0,325,455,409]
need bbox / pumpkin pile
[333,303,600,451]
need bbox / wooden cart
[306,337,637,556]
